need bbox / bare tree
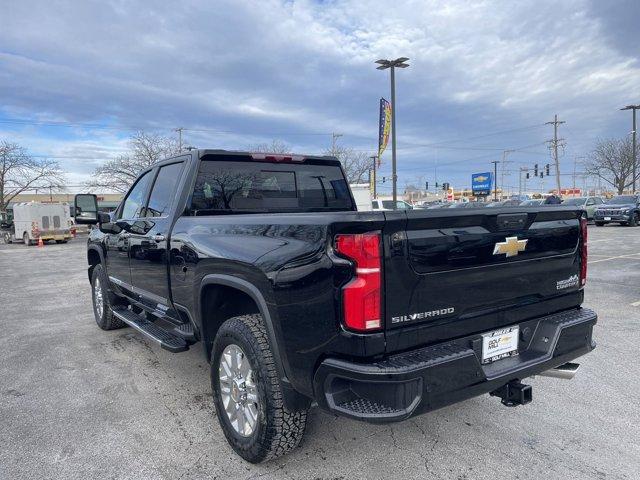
[246,140,291,154]
[586,137,638,194]
[324,145,372,183]
[0,141,65,212]
[87,131,180,192]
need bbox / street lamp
[375,57,409,207]
[621,104,640,193]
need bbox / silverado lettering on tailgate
[392,307,455,324]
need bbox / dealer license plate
[481,326,519,364]
[604,216,611,221]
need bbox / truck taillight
[580,217,588,286]
[334,232,382,332]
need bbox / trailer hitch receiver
[490,380,532,407]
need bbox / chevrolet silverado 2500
[74,149,596,463]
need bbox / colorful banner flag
[378,98,391,158]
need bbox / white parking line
[589,254,640,264]
[631,301,640,307]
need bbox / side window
[145,162,184,217]
[53,215,61,228]
[120,171,152,219]
[41,216,50,229]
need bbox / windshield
[609,196,637,204]
[562,198,585,206]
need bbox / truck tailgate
[382,207,584,352]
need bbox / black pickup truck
[75,149,596,463]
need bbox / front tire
[91,264,126,330]
[211,314,308,463]
[628,214,638,227]
[23,233,32,246]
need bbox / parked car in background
[593,195,640,226]
[371,199,413,210]
[449,202,486,208]
[487,199,522,208]
[520,199,544,206]
[561,197,604,220]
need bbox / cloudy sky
[1,0,639,194]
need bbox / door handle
[152,234,166,243]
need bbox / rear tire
[628,214,638,227]
[91,264,126,330]
[55,240,68,244]
[23,232,31,246]
[211,314,308,463]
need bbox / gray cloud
[0,0,638,192]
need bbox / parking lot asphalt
[1,224,639,480]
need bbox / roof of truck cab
[196,149,340,164]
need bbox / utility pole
[369,155,378,199]
[519,167,529,197]
[546,114,565,195]
[621,105,639,193]
[500,150,514,199]
[376,57,409,207]
[331,132,343,151]
[174,127,184,151]
[573,156,577,196]
[491,160,499,201]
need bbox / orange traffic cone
[37,237,44,247]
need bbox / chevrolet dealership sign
[472,172,493,196]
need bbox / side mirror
[74,194,99,224]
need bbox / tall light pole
[375,57,409,207]
[369,155,378,199]
[621,104,640,193]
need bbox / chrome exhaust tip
[538,362,580,380]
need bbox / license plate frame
[604,216,611,221]
[481,326,519,364]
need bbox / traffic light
[534,164,539,176]
[435,182,439,188]
[425,181,429,190]
[540,172,544,179]
[526,172,530,179]
[545,164,550,176]
[382,177,386,183]
[442,182,450,191]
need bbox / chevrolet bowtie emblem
[493,236,528,257]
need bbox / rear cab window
[190,155,354,214]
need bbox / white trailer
[349,184,373,211]
[3,202,72,245]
